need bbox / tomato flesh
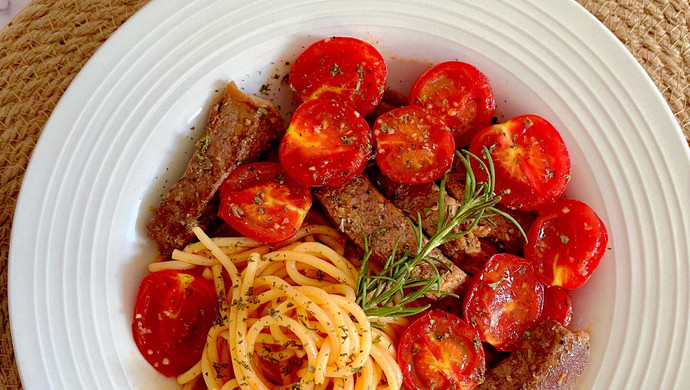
[279,98,372,187]
[289,36,387,116]
[524,199,608,290]
[373,105,455,185]
[218,162,312,242]
[463,253,544,351]
[469,114,570,211]
[398,309,486,390]
[409,61,495,147]
[132,269,217,377]
[540,285,574,328]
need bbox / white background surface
[8,0,690,389]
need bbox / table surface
[0,0,688,388]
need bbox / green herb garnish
[355,147,526,320]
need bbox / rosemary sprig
[356,147,526,319]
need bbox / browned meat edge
[477,321,591,390]
[445,164,534,254]
[314,174,467,296]
[368,169,497,272]
[366,89,408,127]
[146,81,285,254]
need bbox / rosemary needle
[356,147,526,320]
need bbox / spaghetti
[149,225,404,390]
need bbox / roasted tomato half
[524,199,608,290]
[469,114,570,211]
[132,269,217,377]
[463,253,544,351]
[289,36,387,116]
[373,105,455,185]
[279,98,372,187]
[409,61,495,147]
[398,309,486,390]
[540,285,574,328]
[218,162,312,242]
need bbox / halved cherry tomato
[279,98,372,187]
[218,162,312,242]
[409,61,495,147]
[463,253,544,351]
[540,285,574,328]
[132,269,217,377]
[398,309,486,390]
[373,105,455,184]
[469,114,571,211]
[524,199,608,290]
[289,36,387,116]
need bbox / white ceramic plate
[9,0,690,388]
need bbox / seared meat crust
[314,174,467,295]
[478,321,591,390]
[146,81,284,253]
[369,170,493,272]
[445,164,534,254]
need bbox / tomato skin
[524,199,608,290]
[398,309,486,390]
[132,269,217,377]
[279,98,372,187]
[469,114,570,211]
[409,61,495,147]
[218,162,312,243]
[463,253,544,352]
[289,36,387,116]
[541,285,574,328]
[373,105,455,185]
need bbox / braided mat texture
[0,0,688,388]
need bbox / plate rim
[9,0,690,389]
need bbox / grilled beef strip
[477,321,591,390]
[445,163,535,254]
[146,81,285,254]
[369,169,495,273]
[460,238,499,275]
[314,174,468,295]
[365,89,408,127]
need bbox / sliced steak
[460,238,499,275]
[477,321,591,390]
[369,169,494,272]
[365,89,408,127]
[146,81,285,253]
[446,163,534,254]
[314,174,467,295]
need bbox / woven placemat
[0,0,688,388]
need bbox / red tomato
[469,114,570,211]
[132,269,217,377]
[279,98,372,187]
[463,253,544,351]
[524,199,608,290]
[373,105,455,185]
[218,162,312,242]
[541,285,574,328]
[289,36,387,116]
[398,309,486,390]
[409,61,495,147]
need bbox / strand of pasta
[369,328,403,390]
[167,226,401,390]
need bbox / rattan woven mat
[0,0,688,388]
